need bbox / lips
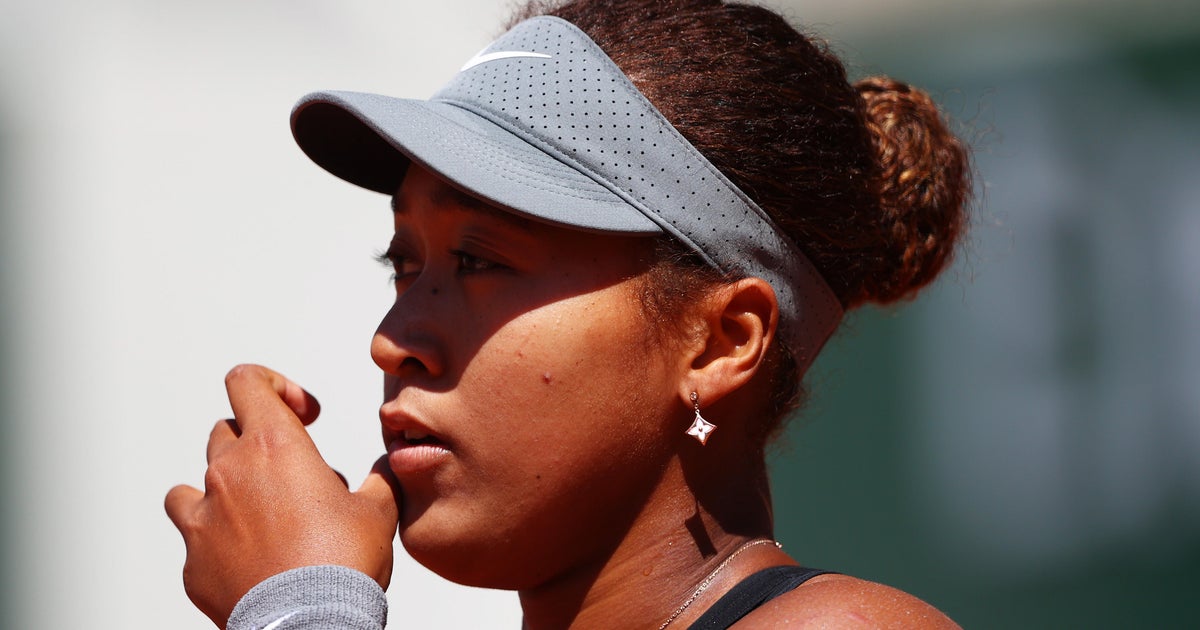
[401,428,439,444]
[381,406,453,476]
[388,437,452,476]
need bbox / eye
[453,250,503,274]
[375,247,422,284]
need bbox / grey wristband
[226,565,388,630]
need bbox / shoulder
[732,573,960,629]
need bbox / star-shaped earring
[686,392,716,445]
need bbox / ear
[679,277,778,407]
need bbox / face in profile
[372,165,686,589]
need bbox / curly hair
[510,0,972,436]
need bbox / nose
[371,293,446,381]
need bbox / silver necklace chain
[658,539,782,629]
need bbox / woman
[166,0,970,627]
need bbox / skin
[165,164,959,629]
[372,165,687,595]
[163,366,400,625]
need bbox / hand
[165,364,401,627]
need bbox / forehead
[391,166,535,230]
[390,164,660,272]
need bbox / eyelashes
[453,250,502,273]
[374,246,505,285]
[375,246,421,285]
[374,247,404,284]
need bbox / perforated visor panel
[290,16,843,374]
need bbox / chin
[399,526,521,590]
[398,508,557,591]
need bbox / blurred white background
[1,0,1198,628]
[0,1,523,627]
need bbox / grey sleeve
[226,565,388,630]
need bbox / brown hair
[510,0,971,432]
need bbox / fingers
[164,484,203,531]
[356,456,403,518]
[224,364,321,435]
[354,457,402,590]
[206,419,240,464]
[277,375,321,425]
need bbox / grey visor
[291,16,843,375]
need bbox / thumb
[356,456,403,520]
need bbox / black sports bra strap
[686,565,831,629]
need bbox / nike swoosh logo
[460,50,552,72]
[261,611,300,630]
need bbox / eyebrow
[392,184,537,232]
[434,185,496,213]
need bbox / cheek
[508,291,644,372]
[399,283,678,587]
[463,289,672,453]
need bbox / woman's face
[372,165,685,589]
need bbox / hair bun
[854,76,970,305]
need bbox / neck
[517,453,784,630]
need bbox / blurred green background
[772,9,1200,627]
